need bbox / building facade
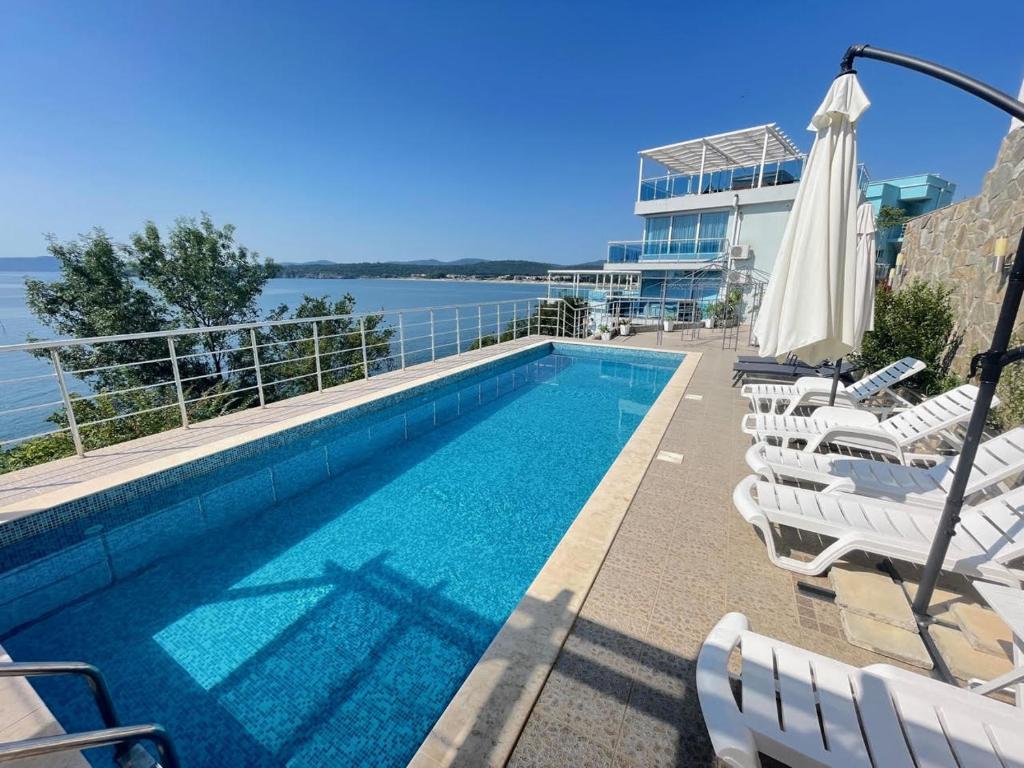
[864,174,957,272]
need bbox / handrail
[0,662,121,732]
[0,724,180,768]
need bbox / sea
[0,272,544,444]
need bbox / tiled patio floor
[507,328,944,767]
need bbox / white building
[549,124,807,324]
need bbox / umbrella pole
[912,229,1024,616]
[828,357,843,406]
[837,43,1024,618]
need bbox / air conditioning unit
[730,244,752,261]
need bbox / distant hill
[0,256,59,271]
[276,259,602,279]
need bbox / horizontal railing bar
[255,336,315,350]
[0,372,58,385]
[0,298,547,353]
[67,356,173,376]
[176,365,256,384]
[182,384,260,405]
[174,345,253,360]
[258,353,319,369]
[0,399,65,415]
[263,371,318,387]
[76,401,179,428]
[0,425,72,446]
[75,379,176,400]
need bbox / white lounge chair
[697,612,1024,768]
[744,425,1024,508]
[741,356,924,415]
[740,384,988,460]
[733,476,1024,584]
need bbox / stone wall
[894,127,1024,374]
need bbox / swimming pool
[0,342,682,766]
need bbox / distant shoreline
[0,270,548,286]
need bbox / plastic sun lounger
[744,425,1024,509]
[731,359,856,387]
[732,476,1024,584]
[739,384,987,461]
[697,612,1024,768]
[740,357,924,416]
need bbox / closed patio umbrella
[754,73,871,364]
[853,201,877,342]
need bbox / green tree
[855,280,958,395]
[876,205,908,232]
[24,230,175,391]
[133,213,278,373]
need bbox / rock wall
[894,127,1024,374]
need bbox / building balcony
[638,162,804,202]
[607,239,728,264]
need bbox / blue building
[864,174,957,271]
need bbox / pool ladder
[0,661,180,768]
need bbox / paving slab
[903,580,975,624]
[839,610,932,669]
[930,624,1013,682]
[831,566,917,631]
[950,601,1015,658]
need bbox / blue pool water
[1,344,680,767]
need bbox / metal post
[828,357,843,406]
[429,310,436,362]
[455,307,462,354]
[51,349,83,456]
[757,126,769,188]
[478,305,483,347]
[249,328,265,407]
[167,337,188,427]
[697,142,706,194]
[312,321,323,391]
[359,317,369,379]
[398,313,406,369]
[496,303,501,342]
[512,302,518,339]
[636,155,644,201]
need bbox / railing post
[477,305,483,347]
[249,328,265,407]
[312,321,323,391]
[167,337,188,428]
[512,302,518,339]
[50,349,84,457]
[496,303,501,343]
[398,313,406,369]
[359,317,369,379]
[455,308,462,355]
[429,310,436,362]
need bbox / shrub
[855,280,958,396]
[993,332,1024,430]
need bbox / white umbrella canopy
[754,73,871,363]
[852,200,877,342]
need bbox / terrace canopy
[639,124,804,183]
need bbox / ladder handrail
[0,724,180,768]
[0,661,121,731]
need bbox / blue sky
[1,0,1022,265]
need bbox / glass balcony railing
[608,239,728,263]
[638,159,804,202]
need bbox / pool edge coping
[408,342,702,768]
[0,339,561,524]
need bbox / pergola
[638,124,804,194]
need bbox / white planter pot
[600,332,612,341]
[618,325,631,336]
[703,318,714,329]
[662,320,673,332]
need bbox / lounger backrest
[959,484,1024,565]
[880,384,987,444]
[846,357,925,402]
[938,425,1024,495]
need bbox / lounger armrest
[804,426,904,462]
[793,377,839,392]
[781,390,860,416]
[697,613,760,768]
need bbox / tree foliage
[876,205,908,231]
[854,280,958,395]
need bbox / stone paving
[507,328,985,768]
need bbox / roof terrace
[637,124,806,203]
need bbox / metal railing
[607,239,729,263]
[0,297,584,458]
[0,660,179,767]
[638,159,805,201]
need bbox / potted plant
[618,318,631,336]
[661,309,674,332]
[703,301,723,328]
[598,324,612,341]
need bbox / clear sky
[1,0,1022,265]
